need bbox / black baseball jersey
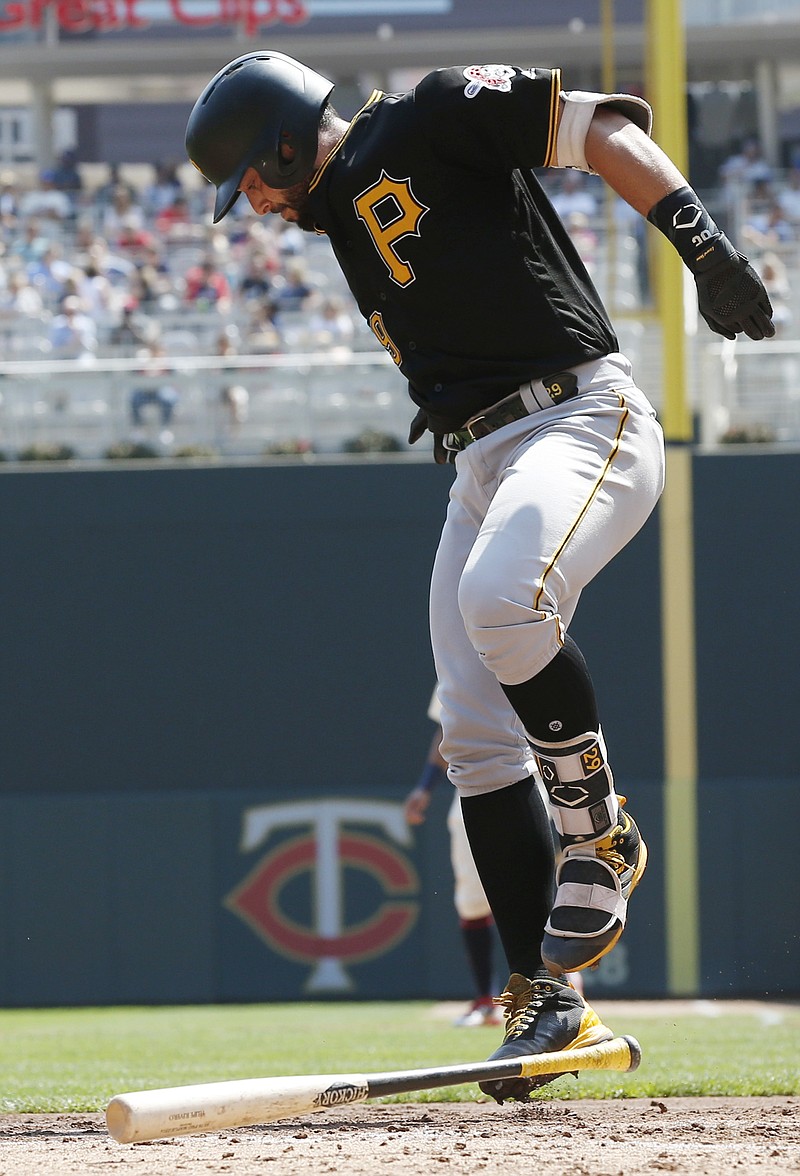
[307,64,619,434]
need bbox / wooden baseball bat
[106,1034,641,1144]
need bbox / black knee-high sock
[460,916,494,997]
[461,780,554,978]
[500,635,599,743]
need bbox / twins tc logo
[225,800,419,992]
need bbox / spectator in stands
[744,176,777,224]
[550,172,599,222]
[243,298,283,354]
[306,294,355,351]
[72,261,121,333]
[275,219,306,257]
[51,149,83,206]
[131,244,177,310]
[777,167,800,226]
[94,164,138,212]
[184,256,232,311]
[101,184,147,239]
[756,251,792,334]
[0,169,20,226]
[10,218,51,265]
[82,234,136,288]
[154,193,198,241]
[0,268,45,319]
[237,252,274,302]
[717,139,774,228]
[129,341,179,441]
[271,258,314,312]
[215,327,250,428]
[114,216,157,261]
[48,294,97,361]
[231,219,282,275]
[561,211,599,273]
[143,160,185,217]
[719,137,773,187]
[71,217,102,261]
[742,198,794,250]
[26,244,76,307]
[109,298,157,350]
[18,169,72,222]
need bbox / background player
[186,51,773,1100]
[404,687,503,1028]
[404,686,584,1026]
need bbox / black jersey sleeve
[412,65,561,174]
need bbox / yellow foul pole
[646,0,700,994]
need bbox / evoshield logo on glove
[670,203,703,231]
[670,202,715,249]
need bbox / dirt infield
[2,1097,798,1175]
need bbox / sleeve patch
[462,64,515,99]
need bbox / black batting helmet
[185,51,335,224]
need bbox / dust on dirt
[1,1097,798,1175]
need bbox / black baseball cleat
[541,801,647,975]
[479,971,614,1104]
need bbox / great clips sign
[0,0,306,34]
[0,0,451,35]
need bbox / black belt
[445,370,581,452]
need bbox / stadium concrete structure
[1,0,800,178]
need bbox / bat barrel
[106,1073,370,1143]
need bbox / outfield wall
[0,454,797,1004]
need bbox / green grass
[0,1000,798,1113]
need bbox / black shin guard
[460,780,554,978]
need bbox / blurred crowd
[0,152,363,369]
[2,143,800,367]
[537,143,800,334]
[1,143,798,454]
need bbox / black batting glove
[408,408,454,464]
[648,187,775,342]
[693,235,775,342]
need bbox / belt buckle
[465,414,487,442]
[443,412,488,452]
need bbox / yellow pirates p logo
[354,172,429,288]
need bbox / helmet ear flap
[253,134,296,186]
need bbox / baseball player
[186,52,774,1100]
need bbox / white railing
[698,337,800,445]
[0,350,420,462]
[3,333,800,462]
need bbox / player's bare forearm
[582,107,774,340]
[583,107,686,218]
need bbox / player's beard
[273,177,316,232]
